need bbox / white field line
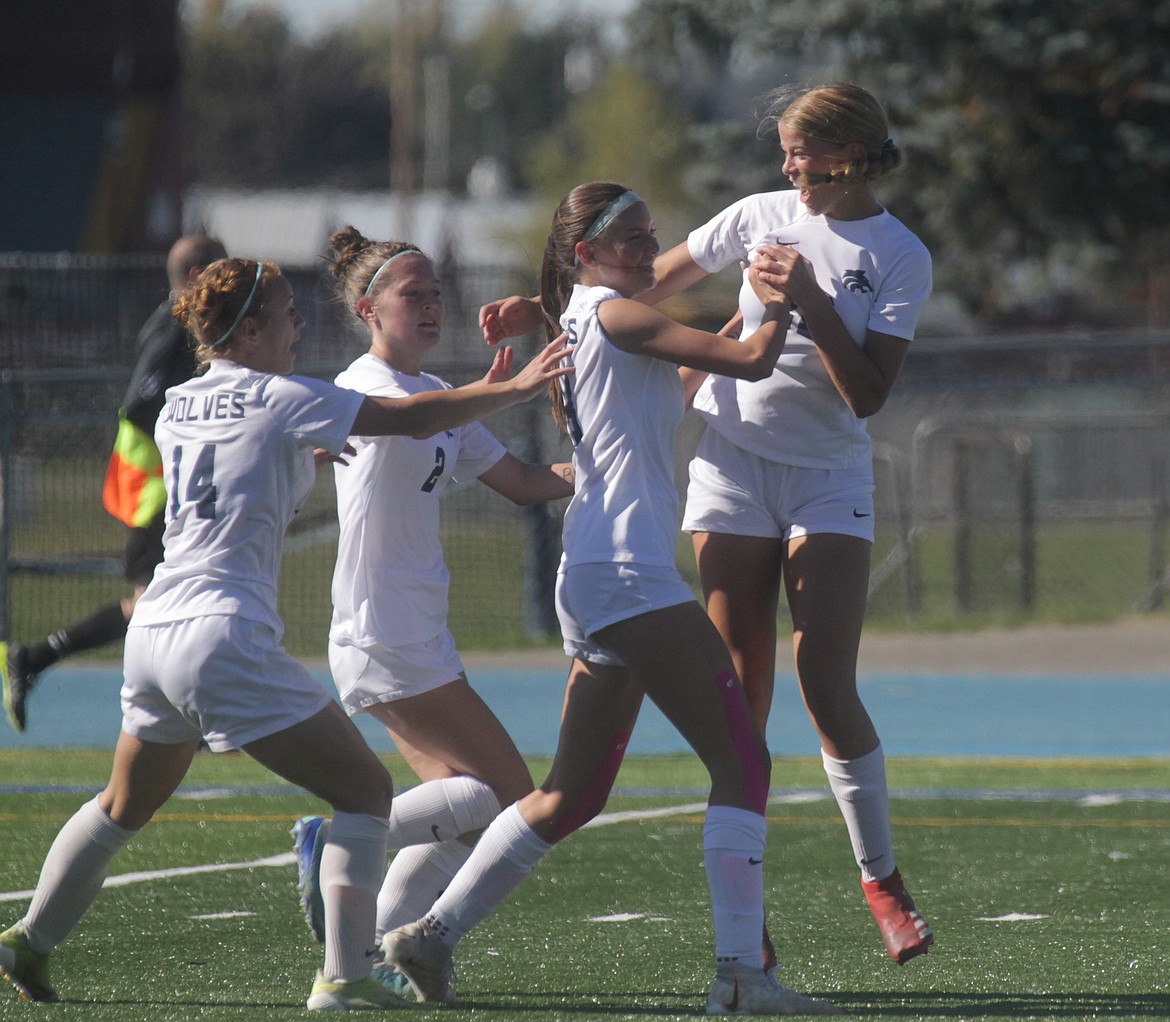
[1,853,295,903]
[0,802,708,903]
[3,789,1164,903]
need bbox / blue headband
[211,262,263,349]
[364,248,421,297]
[575,191,644,266]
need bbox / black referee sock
[27,602,129,674]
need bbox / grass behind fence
[6,460,1169,656]
[2,753,1168,1021]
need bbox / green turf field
[2,752,1168,1020]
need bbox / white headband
[211,262,263,349]
[364,248,421,297]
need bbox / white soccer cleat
[381,920,456,1004]
[706,965,841,1016]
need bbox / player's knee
[521,787,607,844]
[548,789,609,844]
[447,776,502,834]
[334,768,394,818]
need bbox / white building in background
[183,186,544,270]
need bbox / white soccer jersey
[329,353,506,648]
[131,359,364,637]
[558,284,684,568]
[688,189,932,469]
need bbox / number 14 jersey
[132,359,363,636]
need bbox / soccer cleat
[381,920,456,1004]
[862,867,934,964]
[1,643,34,734]
[306,970,414,1011]
[761,920,778,974]
[371,961,414,1000]
[0,923,58,1003]
[706,965,840,1016]
[292,815,331,943]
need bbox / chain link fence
[0,253,567,658]
[2,253,1169,659]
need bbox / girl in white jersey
[0,258,572,1013]
[383,182,839,1017]
[479,83,935,969]
[289,227,575,980]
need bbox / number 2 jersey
[329,353,506,649]
[131,359,364,637]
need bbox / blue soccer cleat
[292,815,331,943]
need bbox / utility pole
[390,0,416,238]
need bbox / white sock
[375,841,472,944]
[23,797,135,953]
[387,776,500,848]
[321,811,390,983]
[822,745,895,882]
[425,802,550,947]
[703,805,767,964]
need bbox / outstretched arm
[478,241,713,344]
[350,335,573,437]
[599,267,790,381]
[636,242,710,307]
[478,454,575,505]
[479,295,545,345]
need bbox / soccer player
[383,182,839,1016]
[291,227,574,990]
[2,235,225,734]
[0,257,572,1011]
[479,82,935,967]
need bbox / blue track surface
[3,664,1168,757]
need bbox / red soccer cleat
[862,868,934,964]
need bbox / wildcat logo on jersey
[843,269,874,294]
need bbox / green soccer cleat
[306,970,414,1011]
[0,923,58,1003]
